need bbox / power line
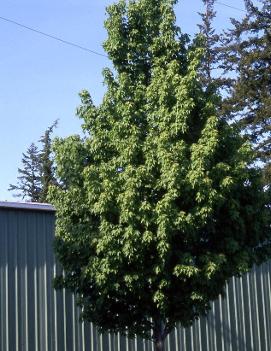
[216,2,271,20]
[0,15,108,58]
[0,4,254,60]
[216,2,246,13]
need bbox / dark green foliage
[9,143,42,202]
[9,121,58,202]
[221,0,271,184]
[50,1,271,349]
[39,120,58,202]
[198,0,219,89]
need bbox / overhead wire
[0,3,251,59]
[216,2,246,13]
[216,1,271,20]
[0,15,108,58]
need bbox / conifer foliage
[39,120,58,202]
[9,121,58,202]
[9,143,42,202]
[222,0,271,183]
[50,1,271,350]
[198,0,220,89]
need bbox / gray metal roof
[0,201,55,212]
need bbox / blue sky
[0,0,245,201]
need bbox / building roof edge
[0,201,55,212]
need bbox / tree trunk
[153,319,166,351]
[154,339,165,351]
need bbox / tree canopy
[50,1,271,350]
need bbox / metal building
[0,201,270,351]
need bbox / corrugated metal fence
[0,204,271,351]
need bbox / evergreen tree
[9,121,58,202]
[198,0,219,89]
[39,120,58,202]
[221,0,271,183]
[9,143,42,201]
[197,0,231,103]
[50,1,271,350]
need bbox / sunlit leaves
[50,0,271,344]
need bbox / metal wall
[0,205,271,351]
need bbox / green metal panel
[0,206,56,351]
[0,203,271,350]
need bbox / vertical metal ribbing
[125,332,129,351]
[2,206,271,351]
[232,277,239,351]
[259,263,269,351]
[63,289,68,350]
[198,313,206,351]
[174,326,178,351]
[71,294,76,351]
[34,214,39,351]
[100,330,104,350]
[5,214,9,351]
[198,317,203,351]
[236,276,245,351]
[24,214,29,351]
[226,282,232,351]
[39,212,43,351]
[79,301,84,351]
[263,263,269,350]
[81,318,85,351]
[218,296,224,351]
[239,275,246,351]
[180,325,186,351]
[266,262,271,349]
[53,263,58,351]
[0,213,8,350]
[46,214,53,351]
[207,301,216,351]
[195,318,201,351]
[14,214,19,351]
[43,214,49,351]
[252,267,261,351]
[90,320,94,351]
[117,332,121,351]
[0,214,3,350]
[243,273,251,350]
